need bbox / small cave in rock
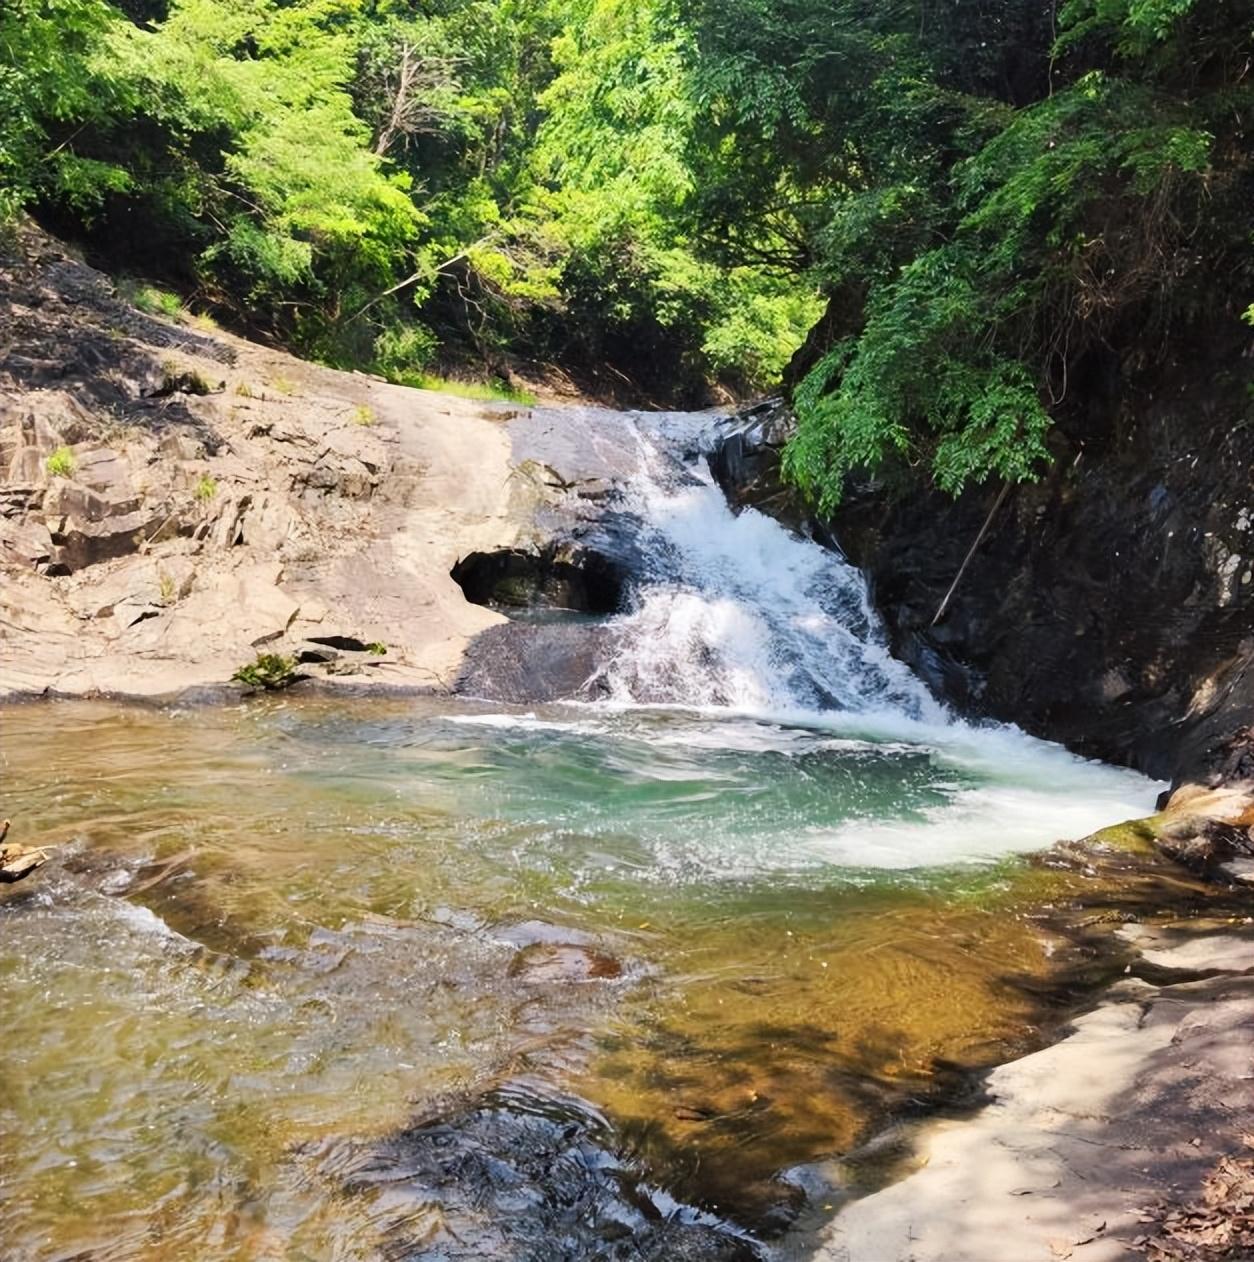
[451,544,628,615]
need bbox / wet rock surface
[707,397,812,536]
[711,338,1254,787]
[455,619,613,702]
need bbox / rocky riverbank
[821,919,1254,1262]
[0,225,630,700]
[802,779,1254,1262]
[711,372,1254,794]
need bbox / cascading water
[597,410,944,718]
[498,405,1161,870]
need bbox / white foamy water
[598,413,946,718]
[547,408,1162,864]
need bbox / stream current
[0,409,1164,1259]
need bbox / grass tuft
[124,281,183,318]
[46,446,76,478]
[232,653,300,691]
[414,373,536,405]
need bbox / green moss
[1086,816,1162,854]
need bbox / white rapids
[526,407,1162,869]
[598,411,944,718]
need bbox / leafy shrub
[232,653,300,691]
[373,325,438,384]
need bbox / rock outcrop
[0,225,628,700]
[711,337,1254,788]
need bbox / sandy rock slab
[820,929,1254,1262]
[0,222,599,700]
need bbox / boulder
[456,620,614,703]
[43,478,171,572]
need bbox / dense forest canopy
[1,0,1250,500]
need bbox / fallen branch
[931,481,1012,627]
[0,821,50,884]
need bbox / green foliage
[1,0,812,394]
[526,0,818,390]
[232,652,299,691]
[193,474,217,501]
[694,0,1253,505]
[373,324,438,382]
[0,0,126,220]
[5,0,1248,430]
[45,447,77,478]
[124,282,182,318]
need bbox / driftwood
[0,820,49,884]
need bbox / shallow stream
[0,409,1181,1260]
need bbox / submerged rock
[508,942,624,983]
[328,1082,763,1261]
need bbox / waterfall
[596,411,945,720]
[456,405,1159,870]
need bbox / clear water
[0,408,1165,1258]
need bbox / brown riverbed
[1,696,1230,1259]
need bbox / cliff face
[714,331,1254,787]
